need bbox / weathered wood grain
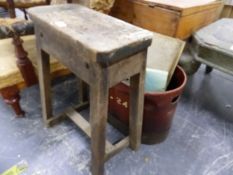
[89,69,109,175]
[37,49,53,126]
[30,4,152,175]
[129,57,146,150]
[28,4,152,65]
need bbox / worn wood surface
[37,49,53,126]
[30,4,152,175]
[108,52,146,87]
[104,137,129,161]
[129,63,146,150]
[28,4,152,66]
[133,0,220,10]
[65,107,113,150]
[89,68,109,175]
[111,0,223,39]
[111,0,180,37]
[221,4,233,18]
[175,5,222,39]
[191,18,233,75]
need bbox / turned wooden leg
[0,85,25,117]
[90,75,109,175]
[13,35,38,86]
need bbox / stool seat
[28,4,152,66]
[191,18,233,75]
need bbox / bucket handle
[171,96,180,104]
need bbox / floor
[0,64,233,175]
[1,7,233,175]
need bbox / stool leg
[90,79,109,175]
[129,71,146,150]
[37,49,52,126]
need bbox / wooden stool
[29,4,152,175]
[190,18,233,75]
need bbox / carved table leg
[13,35,38,87]
[0,85,25,117]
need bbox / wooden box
[110,0,223,39]
[221,0,233,18]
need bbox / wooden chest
[221,0,233,18]
[111,0,223,39]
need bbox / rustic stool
[190,18,233,75]
[28,4,152,175]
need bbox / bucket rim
[145,66,187,96]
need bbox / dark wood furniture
[0,19,37,116]
[111,0,223,40]
[0,0,75,19]
[0,0,49,19]
[190,18,233,75]
[29,4,152,175]
[0,19,70,116]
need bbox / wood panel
[111,0,180,37]
[133,0,219,11]
[111,0,223,39]
[176,5,222,39]
[221,5,233,18]
[180,1,223,16]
